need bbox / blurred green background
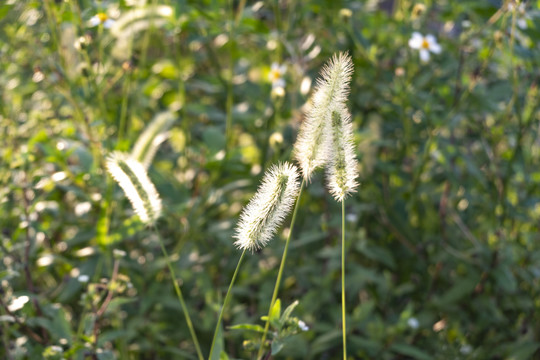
[2,0,540,358]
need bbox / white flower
[74,202,92,216]
[234,162,300,252]
[298,320,309,331]
[89,12,116,29]
[113,249,127,258]
[8,296,29,312]
[408,32,442,62]
[49,345,63,354]
[407,317,419,329]
[508,2,530,29]
[460,344,473,355]
[77,274,90,283]
[269,62,287,95]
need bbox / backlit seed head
[234,162,300,252]
[294,52,354,181]
[325,107,359,202]
[106,151,162,224]
[131,111,176,169]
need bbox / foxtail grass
[291,52,358,360]
[294,52,354,181]
[106,151,204,360]
[321,56,358,360]
[209,162,300,360]
[131,111,176,169]
[106,151,161,224]
[257,178,304,359]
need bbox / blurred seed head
[106,152,162,224]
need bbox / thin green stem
[117,70,132,149]
[155,229,204,360]
[257,179,305,359]
[225,0,235,154]
[208,249,247,360]
[341,200,347,360]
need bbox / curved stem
[257,179,305,359]
[155,229,204,360]
[208,249,247,360]
[341,200,347,360]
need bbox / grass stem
[155,229,204,360]
[341,200,347,360]
[257,179,305,359]
[208,249,247,360]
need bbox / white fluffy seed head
[131,111,176,169]
[325,106,359,202]
[106,151,162,224]
[294,52,354,181]
[234,162,300,252]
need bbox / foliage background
[2,0,540,358]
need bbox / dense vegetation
[2,0,540,359]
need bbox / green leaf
[506,342,540,360]
[209,324,223,360]
[390,343,432,360]
[269,299,281,327]
[434,276,478,307]
[228,324,265,333]
[203,127,226,153]
[280,300,299,323]
[271,338,285,355]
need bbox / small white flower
[75,202,92,216]
[407,317,419,329]
[508,3,530,29]
[113,249,127,258]
[77,274,90,283]
[269,62,287,94]
[8,296,29,312]
[298,320,309,331]
[408,32,442,62]
[50,345,63,354]
[89,12,116,29]
[460,344,473,355]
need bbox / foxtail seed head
[106,151,162,224]
[325,107,359,202]
[234,162,300,252]
[131,111,176,169]
[294,52,354,181]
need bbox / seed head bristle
[325,107,359,202]
[234,162,300,252]
[294,52,354,181]
[131,111,176,169]
[106,151,162,224]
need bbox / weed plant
[2,1,540,359]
